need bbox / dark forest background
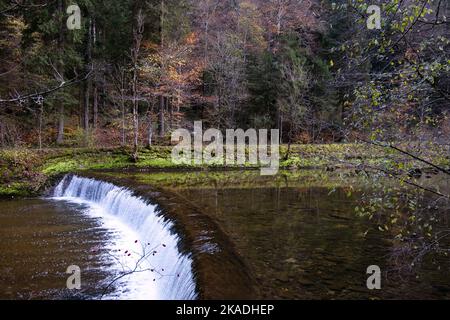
[0,0,448,150]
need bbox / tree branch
[0,66,93,104]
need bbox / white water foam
[52,175,197,300]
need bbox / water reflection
[124,170,450,299]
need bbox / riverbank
[1,143,448,198]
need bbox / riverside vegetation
[1,142,449,198]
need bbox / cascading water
[52,175,197,300]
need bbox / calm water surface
[122,170,450,299]
[0,199,115,299]
[1,170,449,299]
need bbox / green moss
[42,159,80,175]
[1,143,448,197]
[0,182,33,198]
[41,153,132,175]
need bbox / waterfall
[52,175,197,300]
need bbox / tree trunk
[131,6,144,160]
[78,86,83,127]
[56,105,64,145]
[93,85,98,130]
[148,114,153,147]
[83,18,93,144]
[168,97,173,130]
[279,114,283,144]
[160,0,165,47]
[121,91,126,146]
[283,129,292,161]
[0,118,4,147]
[159,95,165,137]
[132,97,138,156]
[56,0,65,145]
[83,80,91,133]
[38,103,44,150]
[159,1,166,140]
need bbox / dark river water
[0,169,449,299]
[178,186,449,299]
[0,199,115,299]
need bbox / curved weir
[52,175,197,300]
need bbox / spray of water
[53,175,197,300]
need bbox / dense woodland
[0,0,448,151]
[0,1,449,288]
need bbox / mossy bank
[1,143,448,198]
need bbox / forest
[0,0,449,302]
[0,0,447,151]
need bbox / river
[0,169,449,299]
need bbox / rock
[284,258,298,264]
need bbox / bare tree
[131,7,145,160]
[55,0,65,145]
[111,64,129,147]
[277,51,310,157]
